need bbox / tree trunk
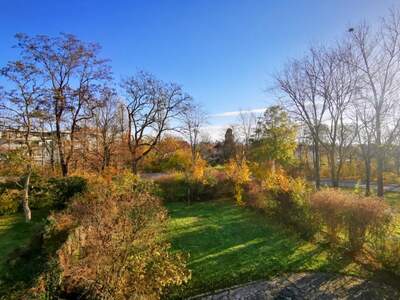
[103,145,111,170]
[365,157,371,196]
[131,159,138,174]
[61,161,68,177]
[329,151,339,187]
[23,168,32,222]
[376,115,384,197]
[56,121,68,177]
[50,143,55,172]
[314,138,321,190]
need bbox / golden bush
[50,176,190,299]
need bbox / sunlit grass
[165,200,369,298]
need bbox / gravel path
[190,272,399,300]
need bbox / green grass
[384,191,400,211]
[0,210,48,277]
[166,200,368,298]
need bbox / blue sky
[0,0,398,139]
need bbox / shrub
[372,236,400,276]
[156,170,231,203]
[0,189,20,215]
[311,189,392,253]
[225,158,251,205]
[49,177,190,299]
[157,173,188,202]
[29,174,54,209]
[310,189,347,244]
[47,176,87,209]
[264,172,318,239]
[0,174,87,211]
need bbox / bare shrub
[311,189,392,253]
[310,189,347,244]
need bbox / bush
[157,173,189,202]
[46,176,190,299]
[264,172,318,239]
[310,189,347,244]
[311,189,392,253]
[29,174,54,209]
[47,176,87,209]
[0,189,20,215]
[373,236,400,276]
[225,158,251,205]
[156,171,231,203]
[0,175,87,212]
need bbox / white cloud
[210,108,266,118]
[199,125,229,141]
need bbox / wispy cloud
[210,108,266,118]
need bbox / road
[319,179,400,192]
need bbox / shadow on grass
[0,209,68,297]
[166,200,356,298]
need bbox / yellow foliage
[262,168,291,192]
[186,153,207,184]
[191,155,207,182]
[226,158,251,205]
[50,176,191,299]
[226,158,251,185]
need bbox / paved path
[190,272,399,300]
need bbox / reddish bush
[311,189,392,253]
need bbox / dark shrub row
[0,175,87,215]
[156,172,232,203]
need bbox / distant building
[0,125,59,165]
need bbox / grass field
[0,210,48,296]
[165,200,369,298]
[0,210,48,278]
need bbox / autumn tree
[14,33,111,176]
[0,61,44,221]
[251,105,297,174]
[122,71,191,173]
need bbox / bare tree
[122,71,190,173]
[0,61,44,221]
[14,33,111,176]
[347,10,400,196]
[276,54,328,189]
[317,47,359,187]
[92,87,120,171]
[354,99,375,195]
[180,102,206,162]
[237,110,257,157]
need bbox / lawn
[0,210,48,279]
[165,200,369,298]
